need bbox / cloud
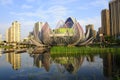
[11,5,68,17]
[78,16,101,31]
[47,6,67,18]
[0,0,13,5]
[10,5,69,38]
[90,0,108,7]
[8,0,108,38]
[77,0,109,11]
[21,4,33,9]
[10,5,68,28]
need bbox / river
[0,47,120,80]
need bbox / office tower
[6,21,20,42]
[86,24,94,37]
[109,0,120,37]
[101,9,110,36]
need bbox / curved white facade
[30,17,94,46]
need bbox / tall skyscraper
[109,0,120,38]
[6,21,20,42]
[101,9,110,36]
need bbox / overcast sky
[0,0,110,39]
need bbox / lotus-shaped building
[29,17,94,46]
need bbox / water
[0,47,120,80]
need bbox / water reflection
[0,48,2,57]
[53,56,84,74]
[29,48,98,75]
[4,48,27,70]
[86,55,95,62]
[6,50,21,70]
[30,51,51,72]
[102,53,120,79]
[0,47,120,80]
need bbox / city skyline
[0,0,109,39]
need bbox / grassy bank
[50,46,120,56]
[0,46,13,49]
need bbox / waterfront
[0,0,120,80]
[0,47,120,80]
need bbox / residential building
[6,21,20,42]
[101,9,110,36]
[109,0,120,38]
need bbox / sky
[0,0,110,39]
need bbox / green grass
[50,46,120,57]
[0,45,13,49]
